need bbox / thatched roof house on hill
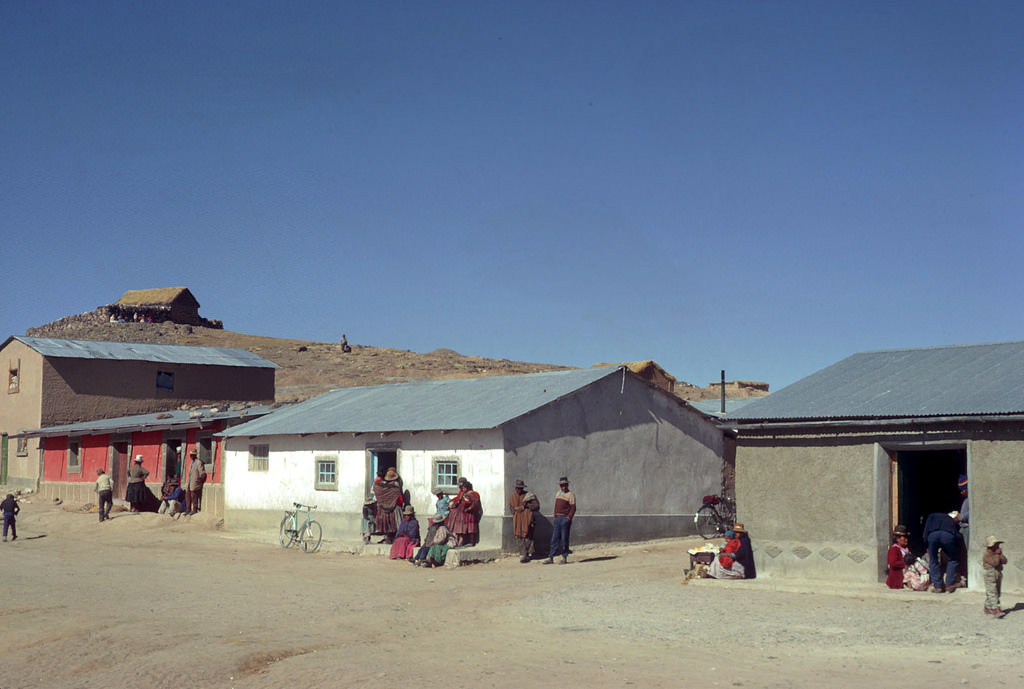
[110,287,220,327]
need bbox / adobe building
[1,336,278,490]
[14,404,275,516]
[721,341,1024,594]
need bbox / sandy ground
[1,501,1023,689]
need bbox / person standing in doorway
[923,510,962,593]
[957,474,970,549]
[95,468,114,522]
[186,449,207,515]
[542,477,576,565]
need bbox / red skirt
[389,535,417,559]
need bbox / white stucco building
[219,366,729,551]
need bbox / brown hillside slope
[25,318,571,402]
[26,313,766,403]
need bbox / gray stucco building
[722,340,1024,593]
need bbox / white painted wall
[223,428,506,518]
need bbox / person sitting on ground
[361,494,377,544]
[423,517,458,568]
[732,523,756,579]
[887,525,913,589]
[708,529,746,579]
[158,482,186,517]
[923,510,963,593]
[412,512,446,566]
[389,505,421,561]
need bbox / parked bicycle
[694,493,736,540]
[279,502,323,553]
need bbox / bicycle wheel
[719,500,736,528]
[279,515,297,548]
[300,520,323,553]
[695,505,721,540]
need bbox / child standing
[1,493,19,542]
[982,535,1008,618]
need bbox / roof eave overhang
[720,413,1024,433]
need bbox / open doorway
[891,447,966,554]
[365,446,399,497]
[164,437,184,483]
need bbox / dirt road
[1,502,1021,689]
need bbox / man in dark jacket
[923,511,962,593]
[1,493,19,542]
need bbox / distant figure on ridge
[340,334,352,353]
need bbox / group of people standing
[93,449,207,521]
[886,474,1008,618]
[364,471,578,567]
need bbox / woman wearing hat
[388,505,420,561]
[887,525,913,589]
[125,455,150,513]
[372,468,403,543]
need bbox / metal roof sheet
[15,405,278,438]
[220,366,623,437]
[10,336,279,368]
[725,340,1024,421]
[689,398,763,417]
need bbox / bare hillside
[26,312,766,403]
[25,318,571,402]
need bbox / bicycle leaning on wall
[279,502,323,553]
[694,493,736,540]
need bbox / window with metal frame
[432,455,460,493]
[315,454,338,491]
[248,444,269,472]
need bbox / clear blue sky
[2,2,1022,391]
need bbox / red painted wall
[131,430,164,482]
[41,422,225,486]
[43,436,68,482]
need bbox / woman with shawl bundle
[389,505,420,560]
[372,468,404,543]
[447,479,481,547]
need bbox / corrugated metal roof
[689,398,763,417]
[726,340,1024,421]
[15,405,278,438]
[220,366,623,437]
[10,336,279,368]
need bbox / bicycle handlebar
[292,502,317,510]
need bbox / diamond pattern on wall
[847,549,869,563]
[792,545,812,559]
[819,547,840,561]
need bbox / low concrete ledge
[351,541,502,568]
